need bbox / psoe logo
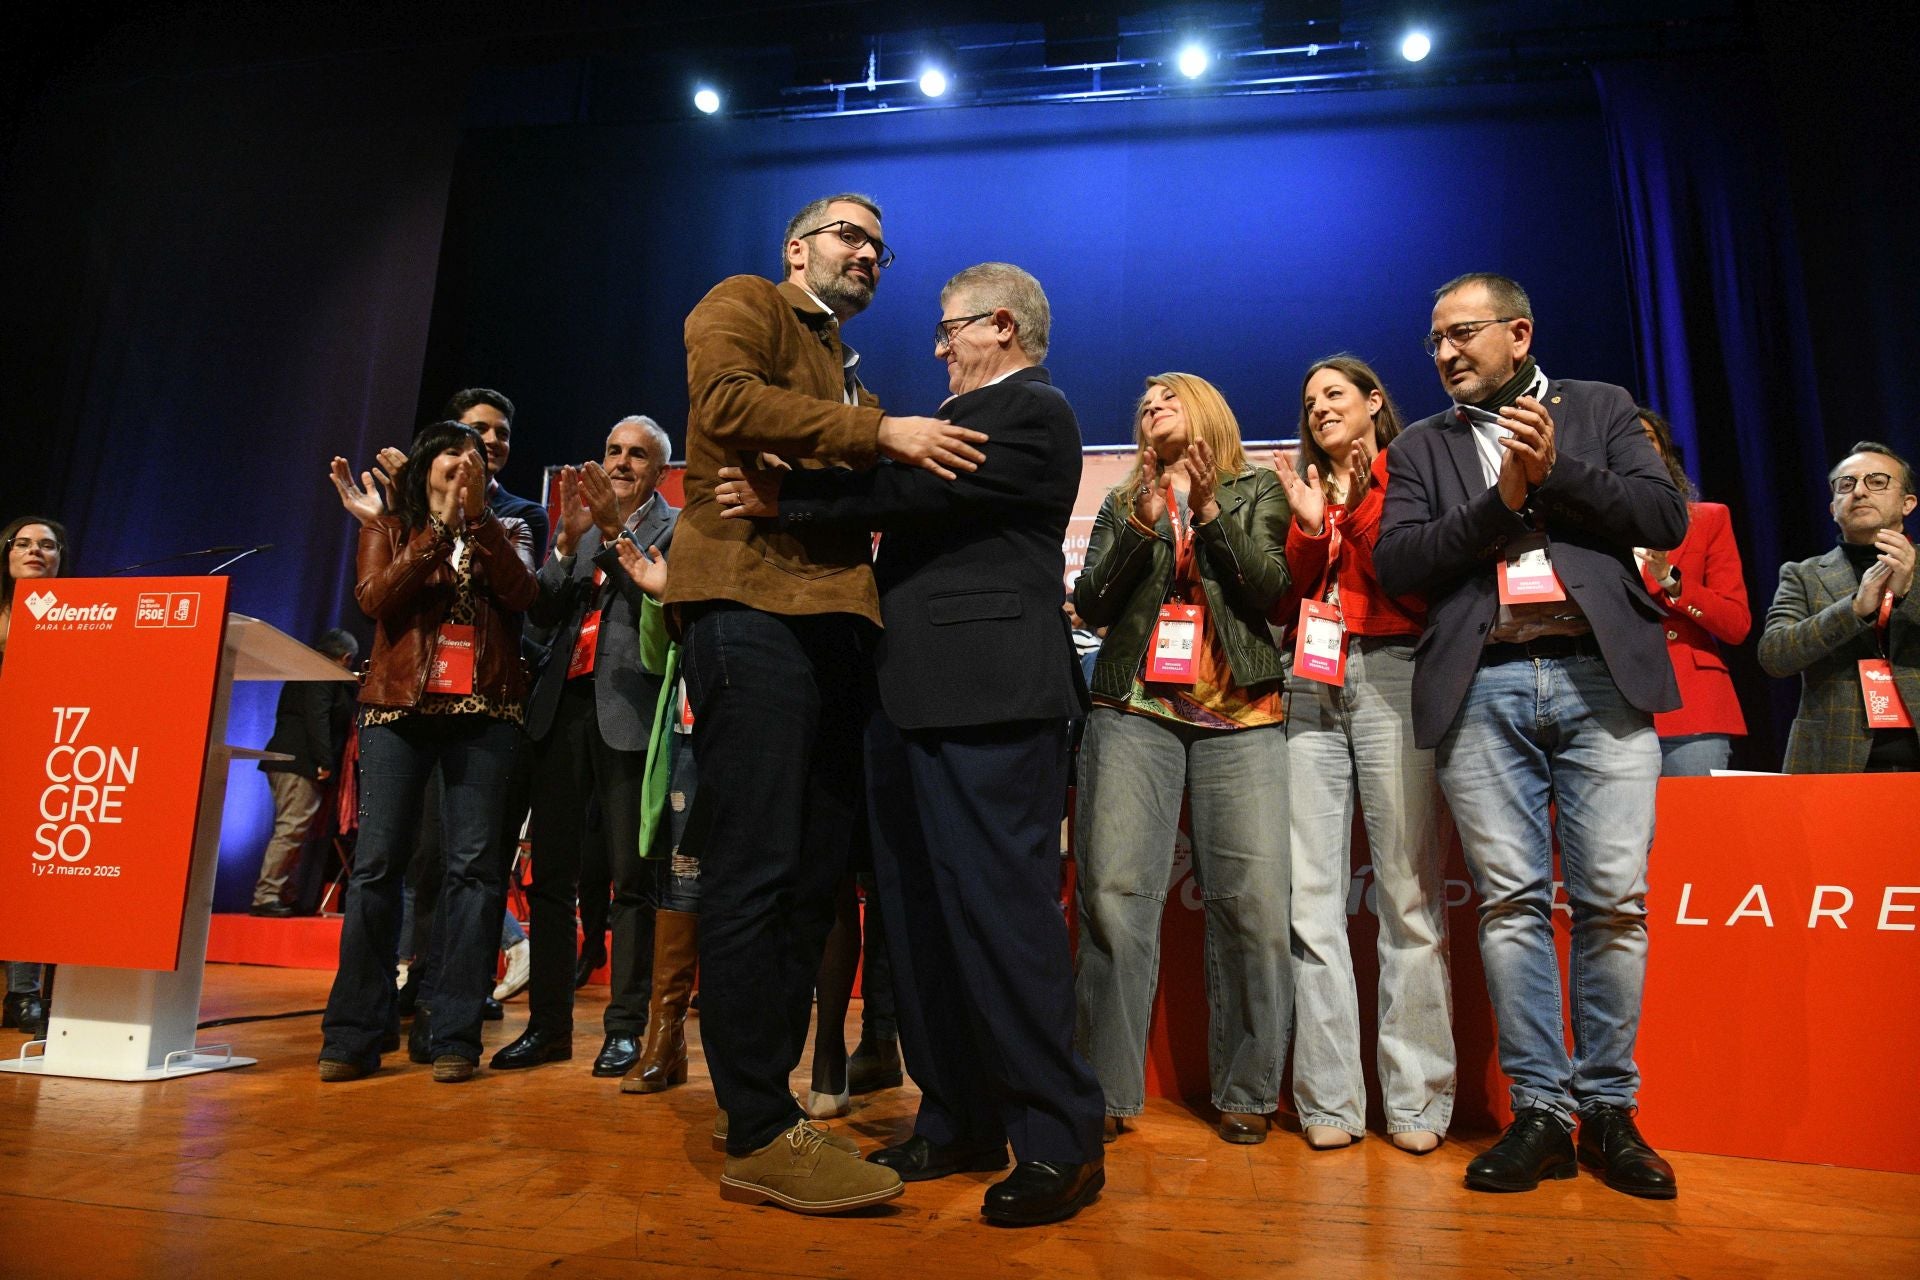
[25,590,118,626]
[1864,668,1894,684]
[135,592,201,628]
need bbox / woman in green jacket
[1071,372,1294,1146]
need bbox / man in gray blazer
[1376,272,1687,1201]
[1759,441,1918,773]
[491,415,679,1077]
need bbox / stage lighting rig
[1177,42,1211,78]
[693,86,721,114]
[1400,30,1432,62]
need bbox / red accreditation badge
[1292,599,1348,687]
[567,609,602,679]
[425,624,476,695]
[1147,603,1203,684]
[1859,659,1913,729]
[1497,531,1569,605]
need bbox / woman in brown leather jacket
[319,420,538,1083]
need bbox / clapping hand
[1184,437,1220,523]
[612,538,669,599]
[1131,445,1168,527]
[329,456,388,526]
[1275,449,1324,535]
[552,466,595,556]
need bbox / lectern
[0,578,353,1080]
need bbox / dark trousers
[527,678,657,1037]
[684,605,869,1155]
[866,711,1106,1164]
[321,715,518,1066]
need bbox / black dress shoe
[4,994,48,1038]
[407,1006,433,1064]
[490,1027,573,1070]
[1464,1108,1577,1192]
[248,902,295,918]
[869,1134,1009,1183]
[1578,1104,1678,1199]
[591,1033,640,1077]
[982,1160,1105,1226]
[482,996,504,1022]
[574,949,606,990]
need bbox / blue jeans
[321,715,519,1068]
[1073,707,1291,1116]
[1287,638,1455,1137]
[1659,732,1731,776]
[1435,654,1659,1126]
[655,731,702,914]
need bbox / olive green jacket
[1072,466,1292,701]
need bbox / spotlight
[693,87,721,115]
[1177,43,1210,79]
[1400,31,1432,62]
[919,66,949,97]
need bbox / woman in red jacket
[1635,409,1750,775]
[1274,356,1454,1155]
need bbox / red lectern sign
[0,576,229,970]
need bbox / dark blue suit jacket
[489,482,550,559]
[1375,377,1689,748]
[777,366,1089,732]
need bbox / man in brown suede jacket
[663,191,984,1214]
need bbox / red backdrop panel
[1113,773,1920,1174]
[0,576,229,970]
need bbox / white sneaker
[395,959,410,991]
[493,939,531,1001]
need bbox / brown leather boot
[621,908,697,1094]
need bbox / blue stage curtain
[1593,56,1827,766]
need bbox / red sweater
[1276,446,1425,639]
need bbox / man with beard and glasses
[662,192,986,1214]
[490,416,679,1078]
[1375,272,1688,1200]
[1760,441,1919,773]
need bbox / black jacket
[777,365,1089,732]
[259,678,356,780]
[1375,377,1689,748]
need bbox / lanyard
[1877,588,1895,658]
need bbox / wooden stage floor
[2,963,1916,1279]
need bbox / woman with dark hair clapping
[318,422,538,1082]
[1275,356,1455,1155]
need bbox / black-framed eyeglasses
[799,220,896,269]
[9,537,61,554]
[934,313,992,351]
[1831,471,1896,496]
[1424,317,1517,357]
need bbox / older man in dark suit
[489,416,678,1077]
[716,261,1106,1226]
[1759,441,1919,773]
[1376,272,1688,1200]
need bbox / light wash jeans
[1287,637,1455,1137]
[1659,732,1731,776]
[7,962,40,995]
[1073,707,1290,1116]
[1435,653,1660,1127]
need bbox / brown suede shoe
[1218,1113,1269,1145]
[432,1056,477,1083]
[718,1120,903,1214]
[317,1059,369,1083]
[712,1109,859,1155]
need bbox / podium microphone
[107,543,275,576]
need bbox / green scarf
[1469,356,1540,412]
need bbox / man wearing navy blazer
[491,416,678,1078]
[715,263,1107,1227]
[1376,273,1687,1200]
